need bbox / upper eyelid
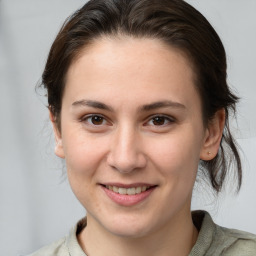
[142,115,176,127]
[79,113,175,124]
[80,114,110,125]
[147,114,175,122]
[80,113,106,120]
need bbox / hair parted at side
[41,0,242,192]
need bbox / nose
[107,125,147,173]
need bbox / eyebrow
[72,99,114,111]
[72,99,186,111]
[140,100,186,111]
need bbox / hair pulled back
[42,0,242,192]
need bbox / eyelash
[80,114,175,128]
[80,114,108,126]
[146,115,175,127]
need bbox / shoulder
[27,237,69,256]
[217,226,256,256]
[26,218,87,256]
[191,210,256,256]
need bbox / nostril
[107,153,142,173]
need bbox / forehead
[64,37,201,111]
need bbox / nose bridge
[108,122,146,173]
[117,123,137,157]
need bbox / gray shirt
[28,211,256,256]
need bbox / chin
[98,213,156,239]
[108,224,150,238]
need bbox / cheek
[147,128,202,177]
[62,133,109,212]
[62,130,109,178]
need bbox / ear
[200,108,225,160]
[49,110,65,159]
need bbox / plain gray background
[0,1,256,255]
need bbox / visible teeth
[118,188,127,195]
[113,186,119,193]
[106,185,151,195]
[135,187,142,194]
[127,188,136,195]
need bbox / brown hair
[41,0,242,192]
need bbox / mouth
[101,184,156,195]
[100,183,157,206]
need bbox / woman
[29,0,256,255]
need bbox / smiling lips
[105,185,150,195]
[101,184,156,206]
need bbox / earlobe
[54,140,65,159]
[49,110,65,159]
[200,109,225,160]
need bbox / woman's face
[53,37,213,238]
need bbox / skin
[51,37,225,256]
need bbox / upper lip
[100,183,156,188]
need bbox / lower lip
[101,186,156,206]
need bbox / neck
[78,210,198,256]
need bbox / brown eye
[82,115,107,126]
[152,116,166,126]
[147,115,174,127]
[90,115,104,125]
